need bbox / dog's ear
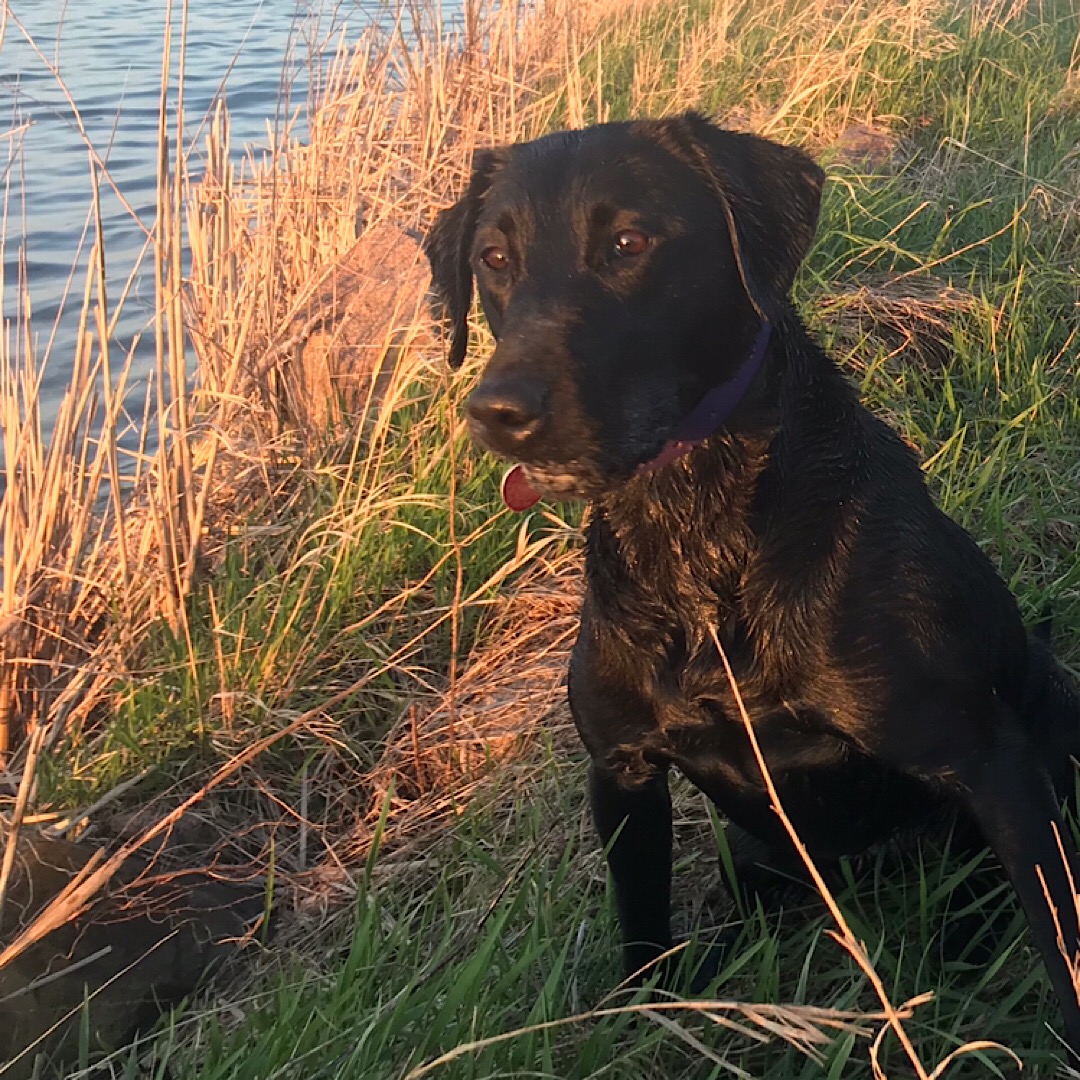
[423,148,506,369]
[648,112,824,315]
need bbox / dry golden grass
[818,277,985,368]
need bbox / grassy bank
[2,0,1080,1075]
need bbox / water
[0,0,387,435]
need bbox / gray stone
[0,835,264,1078]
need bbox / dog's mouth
[469,421,609,509]
[469,411,672,510]
[493,426,694,509]
[501,463,598,510]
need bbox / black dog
[425,112,1080,1059]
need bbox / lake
[1,0,410,436]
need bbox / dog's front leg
[588,763,673,983]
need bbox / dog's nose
[467,377,548,446]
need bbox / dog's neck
[634,320,773,476]
[587,319,821,609]
[586,320,867,645]
[585,430,772,665]
[595,430,773,570]
[595,322,789,550]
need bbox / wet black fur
[425,112,1080,1059]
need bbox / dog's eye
[479,246,510,271]
[612,229,649,258]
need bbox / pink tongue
[501,465,542,511]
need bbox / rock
[280,223,434,434]
[0,835,264,1078]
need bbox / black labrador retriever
[424,111,1080,1059]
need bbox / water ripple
[0,0,367,435]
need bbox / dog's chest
[656,652,843,778]
[583,476,863,791]
[643,649,921,854]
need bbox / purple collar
[636,319,772,475]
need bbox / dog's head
[424,112,824,501]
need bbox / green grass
[37,381,561,806]
[106,766,1057,1079]
[24,0,1080,1075]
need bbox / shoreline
[0,0,315,441]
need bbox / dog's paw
[688,927,742,994]
[621,927,743,997]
